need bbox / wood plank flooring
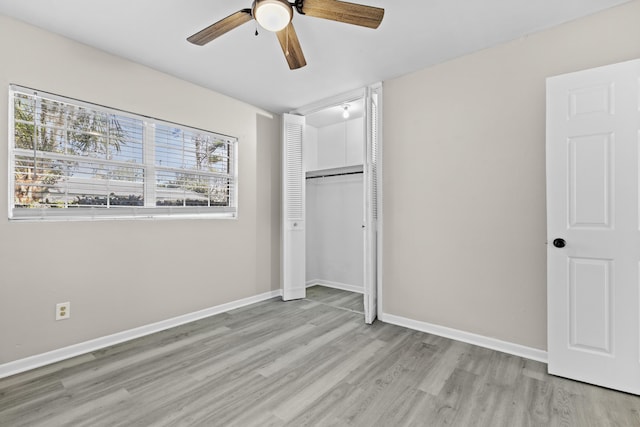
[305,285,364,314]
[1,286,639,426]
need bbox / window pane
[155,170,230,207]
[14,92,35,120]
[14,93,36,150]
[36,127,67,153]
[14,123,35,150]
[155,126,183,168]
[68,162,145,208]
[211,177,231,206]
[14,155,64,207]
[37,98,67,130]
[155,125,231,174]
[111,118,143,164]
[14,156,145,208]
[155,170,208,206]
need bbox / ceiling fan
[187,0,384,70]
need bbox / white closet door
[282,113,306,301]
[363,84,381,324]
[546,59,640,394]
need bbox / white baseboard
[0,289,282,379]
[379,313,547,363]
[306,279,364,294]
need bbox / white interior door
[363,84,382,324]
[546,59,640,394]
[282,113,306,301]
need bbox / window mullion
[144,122,156,208]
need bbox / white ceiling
[0,0,630,114]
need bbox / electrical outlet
[56,302,70,320]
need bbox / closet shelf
[305,164,363,179]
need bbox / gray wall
[0,15,280,364]
[382,0,640,350]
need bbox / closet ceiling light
[342,105,350,119]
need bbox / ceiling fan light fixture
[253,0,293,32]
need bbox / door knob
[553,238,566,248]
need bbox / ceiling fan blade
[300,0,384,29]
[187,9,253,45]
[276,22,307,70]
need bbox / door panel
[547,58,640,394]
[282,113,306,301]
[363,84,381,324]
[568,83,613,117]
[568,134,613,228]
[569,257,612,354]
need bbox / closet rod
[305,171,363,180]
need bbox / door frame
[289,84,384,320]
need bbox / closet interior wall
[305,117,365,293]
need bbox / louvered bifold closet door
[282,113,306,300]
[364,84,381,324]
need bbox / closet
[304,103,365,295]
[282,84,381,323]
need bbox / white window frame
[8,85,238,221]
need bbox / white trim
[290,88,365,117]
[306,280,364,294]
[8,88,16,219]
[0,290,282,379]
[373,82,384,321]
[380,313,548,363]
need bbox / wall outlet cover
[56,302,70,320]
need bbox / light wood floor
[1,285,639,426]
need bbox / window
[9,86,237,220]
